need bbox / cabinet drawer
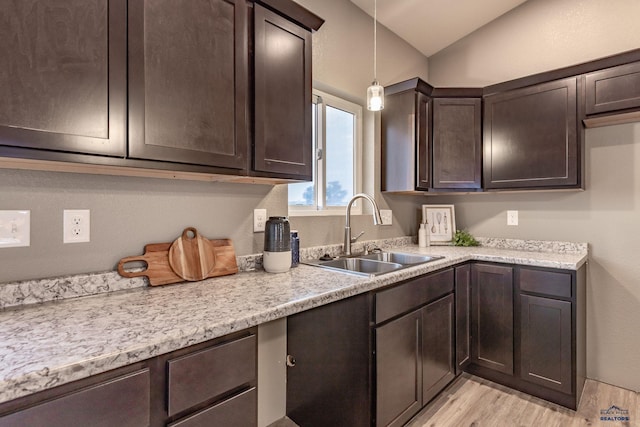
[168,334,256,416]
[376,268,454,324]
[519,268,572,299]
[0,369,149,427]
[168,387,256,427]
[585,61,640,115]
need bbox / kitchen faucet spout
[344,193,383,256]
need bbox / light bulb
[367,82,384,111]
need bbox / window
[288,90,363,215]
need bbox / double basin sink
[305,251,444,277]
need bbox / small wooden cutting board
[117,242,183,286]
[169,227,216,281]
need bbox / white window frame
[288,89,363,216]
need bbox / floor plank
[406,374,639,427]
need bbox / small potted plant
[453,230,479,247]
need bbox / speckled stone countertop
[0,240,588,405]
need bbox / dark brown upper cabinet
[585,61,640,115]
[253,4,313,179]
[582,60,640,128]
[432,97,482,190]
[483,77,581,190]
[0,0,127,157]
[381,79,482,193]
[0,0,322,182]
[381,79,433,192]
[128,0,248,170]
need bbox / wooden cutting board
[117,242,183,286]
[117,230,239,286]
[169,227,216,281]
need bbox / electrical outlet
[380,209,392,226]
[254,209,267,232]
[507,210,519,226]
[0,210,30,248]
[63,209,90,243]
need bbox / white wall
[427,0,640,392]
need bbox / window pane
[288,181,315,206]
[288,102,317,207]
[325,106,354,206]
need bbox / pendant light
[367,0,384,111]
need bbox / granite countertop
[0,240,588,405]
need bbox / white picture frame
[422,204,456,244]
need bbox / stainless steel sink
[358,252,443,265]
[304,251,444,277]
[318,258,404,275]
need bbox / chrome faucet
[344,193,383,256]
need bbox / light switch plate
[380,209,392,226]
[0,210,30,248]
[254,209,267,232]
[507,210,519,226]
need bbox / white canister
[263,250,293,273]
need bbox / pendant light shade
[367,81,384,111]
[367,0,384,111]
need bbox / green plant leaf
[453,229,479,247]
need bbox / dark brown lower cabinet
[520,294,572,394]
[0,368,150,427]
[286,269,456,427]
[422,294,455,405]
[455,264,471,374]
[471,263,514,375]
[375,269,455,427]
[464,263,586,410]
[167,387,256,427]
[286,294,371,427]
[376,309,423,427]
[0,329,257,427]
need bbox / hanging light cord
[373,0,377,83]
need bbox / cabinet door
[471,264,514,375]
[287,294,371,427]
[483,78,579,189]
[585,61,640,115]
[415,92,432,190]
[376,309,422,427]
[422,294,455,405]
[0,0,126,157]
[455,264,471,373]
[432,98,482,189]
[128,0,248,169]
[381,90,419,192]
[520,294,572,394]
[254,5,312,179]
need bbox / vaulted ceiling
[350,0,528,57]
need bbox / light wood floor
[407,374,639,427]
[276,374,638,427]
